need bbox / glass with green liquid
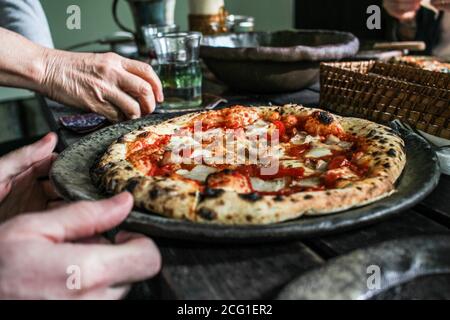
[152,32,203,109]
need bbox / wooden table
[39,81,450,300]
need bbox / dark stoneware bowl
[50,113,440,243]
[200,30,360,93]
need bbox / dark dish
[277,235,450,300]
[50,112,439,243]
[200,30,359,93]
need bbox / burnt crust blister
[316,111,334,125]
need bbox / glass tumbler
[141,24,179,59]
[152,32,203,110]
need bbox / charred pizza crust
[92,104,406,225]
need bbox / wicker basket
[320,61,450,139]
[371,62,450,90]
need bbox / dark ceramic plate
[50,114,440,243]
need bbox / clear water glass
[152,32,203,109]
[141,24,179,58]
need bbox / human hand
[0,133,60,222]
[431,0,450,11]
[0,28,163,122]
[0,192,161,299]
[39,50,164,122]
[383,0,422,21]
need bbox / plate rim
[50,116,441,243]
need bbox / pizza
[392,56,450,73]
[91,105,406,225]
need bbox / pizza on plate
[91,104,406,225]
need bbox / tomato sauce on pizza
[124,106,370,195]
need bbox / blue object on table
[59,113,108,134]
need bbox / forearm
[0,27,47,92]
[0,27,163,121]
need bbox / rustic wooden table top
[39,79,450,300]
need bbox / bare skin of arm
[0,192,161,299]
[0,134,161,299]
[0,28,163,299]
[0,27,164,121]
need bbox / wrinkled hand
[0,133,60,222]
[431,0,450,11]
[383,0,422,21]
[40,50,164,122]
[0,192,161,299]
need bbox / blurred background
[43,0,294,51]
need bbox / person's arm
[0,134,161,299]
[0,27,47,92]
[0,0,54,48]
[0,27,163,121]
[0,192,161,299]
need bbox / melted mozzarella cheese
[316,160,328,171]
[152,123,178,135]
[176,165,217,181]
[280,160,316,176]
[305,147,333,158]
[327,167,358,180]
[291,133,322,145]
[245,119,271,137]
[325,135,353,149]
[280,159,304,168]
[167,134,200,151]
[165,118,291,168]
[325,134,340,145]
[292,177,321,188]
[290,133,306,145]
[250,177,286,192]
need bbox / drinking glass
[152,32,203,109]
[141,23,179,59]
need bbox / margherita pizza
[91,105,406,225]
